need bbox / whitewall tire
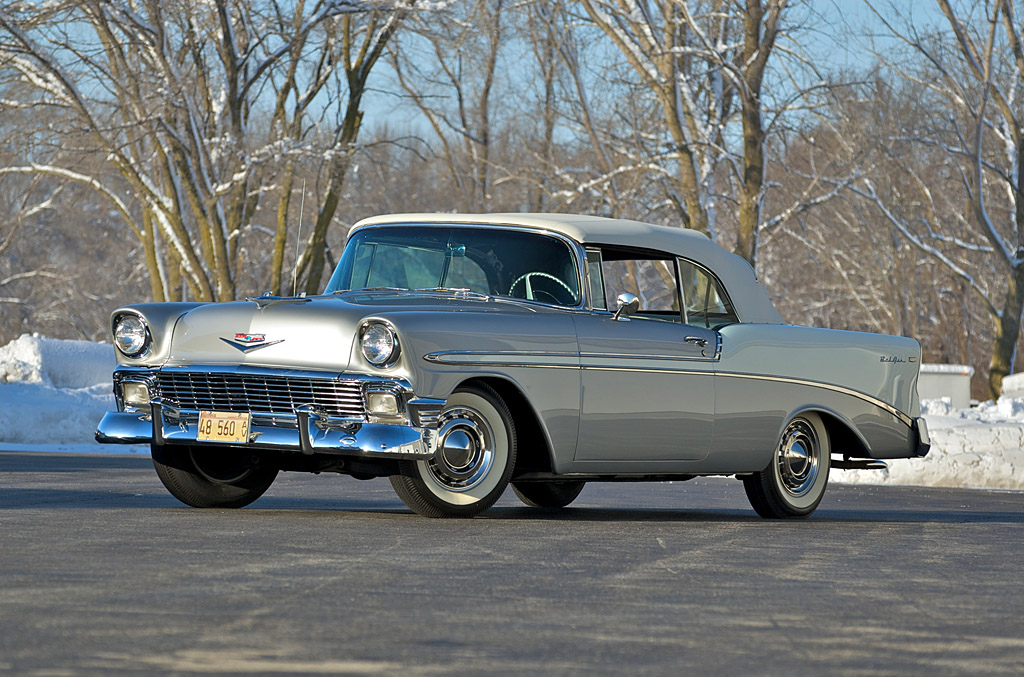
[390,384,517,517]
[743,412,830,519]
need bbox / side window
[598,249,681,322]
[585,248,606,310]
[678,258,738,328]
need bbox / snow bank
[1003,372,1024,398]
[0,334,145,454]
[836,397,1024,491]
[0,335,1022,487]
[0,333,114,387]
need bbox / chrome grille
[157,372,365,418]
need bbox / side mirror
[612,292,640,321]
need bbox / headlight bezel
[113,312,151,358]
[359,320,400,368]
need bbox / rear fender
[784,405,871,460]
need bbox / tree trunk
[737,98,765,268]
[140,208,166,303]
[988,263,1024,398]
[297,13,405,294]
[299,100,361,295]
[271,160,297,296]
[661,98,710,236]
[734,0,780,269]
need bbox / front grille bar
[155,371,366,419]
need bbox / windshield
[325,226,582,307]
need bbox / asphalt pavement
[0,451,1022,675]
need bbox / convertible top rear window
[326,226,581,307]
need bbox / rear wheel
[512,481,585,508]
[152,444,278,508]
[390,384,516,517]
[743,413,830,519]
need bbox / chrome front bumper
[96,400,438,460]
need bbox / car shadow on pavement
[477,505,1024,524]
[0,451,152,473]
[1,488,1020,525]
[810,507,1024,524]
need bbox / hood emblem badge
[220,333,285,353]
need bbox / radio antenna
[292,178,306,297]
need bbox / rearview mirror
[612,292,640,321]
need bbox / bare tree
[525,3,656,218]
[575,1,785,263]
[388,0,508,213]
[293,6,415,294]
[859,0,1024,397]
[0,0,407,302]
[0,176,62,308]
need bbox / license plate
[197,411,251,444]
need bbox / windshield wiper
[336,286,410,294]
[414,287,491,299]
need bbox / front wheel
[390,384,516,517]
[512,481,585,508]
[743,413,830,519]
[152,444,278,508]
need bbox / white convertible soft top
[352,213,785,324]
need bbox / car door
[573,248,717,465]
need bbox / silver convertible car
[97,213,930,518]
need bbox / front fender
[110,303,207,367]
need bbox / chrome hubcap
[777,419,820,497]
[440,429,475,469]
[429,407,494,491]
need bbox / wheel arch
[785,405,871,460]
[453,376,555,475]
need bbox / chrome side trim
[424,351,579,369]
[425,348,721,368]
[580,366,711,375]
[716,371,914,427]
[580,350,719,364]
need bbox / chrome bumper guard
[913,416,931,457]
[96,397,441,461]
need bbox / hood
[165,291,540,371]
[167,296,363,371]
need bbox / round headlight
[360,322,398,366]
[114,314,149,357]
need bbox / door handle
[684,336,708,348]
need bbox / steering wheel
[507,272,575,305]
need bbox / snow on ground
[837,398,1024,490]
[0,334,1022,488]
[0,334,147,455]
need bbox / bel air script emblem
[220,332,285,353]
[880,355,916,363]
